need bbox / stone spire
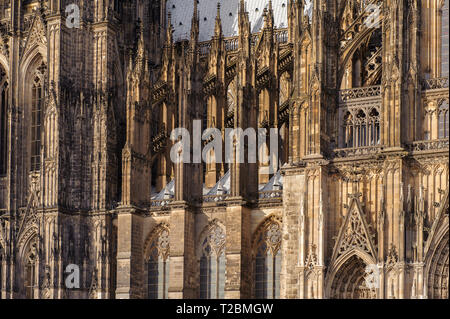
[166,11,173,45]
[240,0,246,13]
[238,0,250,39]
[263,1,274,30]
[135,24,146,75]
[214,2,223,38]
[190,0,199,42]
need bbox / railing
[339,85,381,102]
[203,194,229,203]
[333,145,383,158]
[198,42,212,57]
[274,29,288,44]
[150,198,173,208]
[422,77,449,90]
[409,138,449,152]
[225,37,239,52]
[258,190,283,200]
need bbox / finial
[193,0,198,19]
[240,0,246,13]
[166,11,173,44]
[214,2,223,37]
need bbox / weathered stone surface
[0,0,448,300]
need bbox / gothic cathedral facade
[0,0,448,299]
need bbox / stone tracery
[145,224,170,299]
[253,216,282,299]
[0,0,447,300]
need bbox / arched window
[342,108,380,148]
[30,76,43,172]
[438,100,449,139]
[253,219,282,299]
[146,227,170,299]
[441,0,449,77]
[24,238,38,299]
[355,110,366,147]
[343,112,354,148]
[0,80,7,175]
[369,108,380,145]
[199,224,226,299]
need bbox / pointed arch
[144,223,170,299]
[327,253,377,299]
[424,189,449,299]
[197,219,226,299]
[19,231,39,299]
[329,197,377,264]
[30,74,44,171]
[326,196,378,298]
[251,214,282,299]
[144,222,170,260]
[20,10,47,64]
[19,49,46,175]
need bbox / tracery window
[254,219,282,299]
[146,228,170,299]
[342,108,380,148]
[30,75,43,172]
[0,79,7,175]
[438,100,449,139]
[199,224,226,299]
[24,238,38,299]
